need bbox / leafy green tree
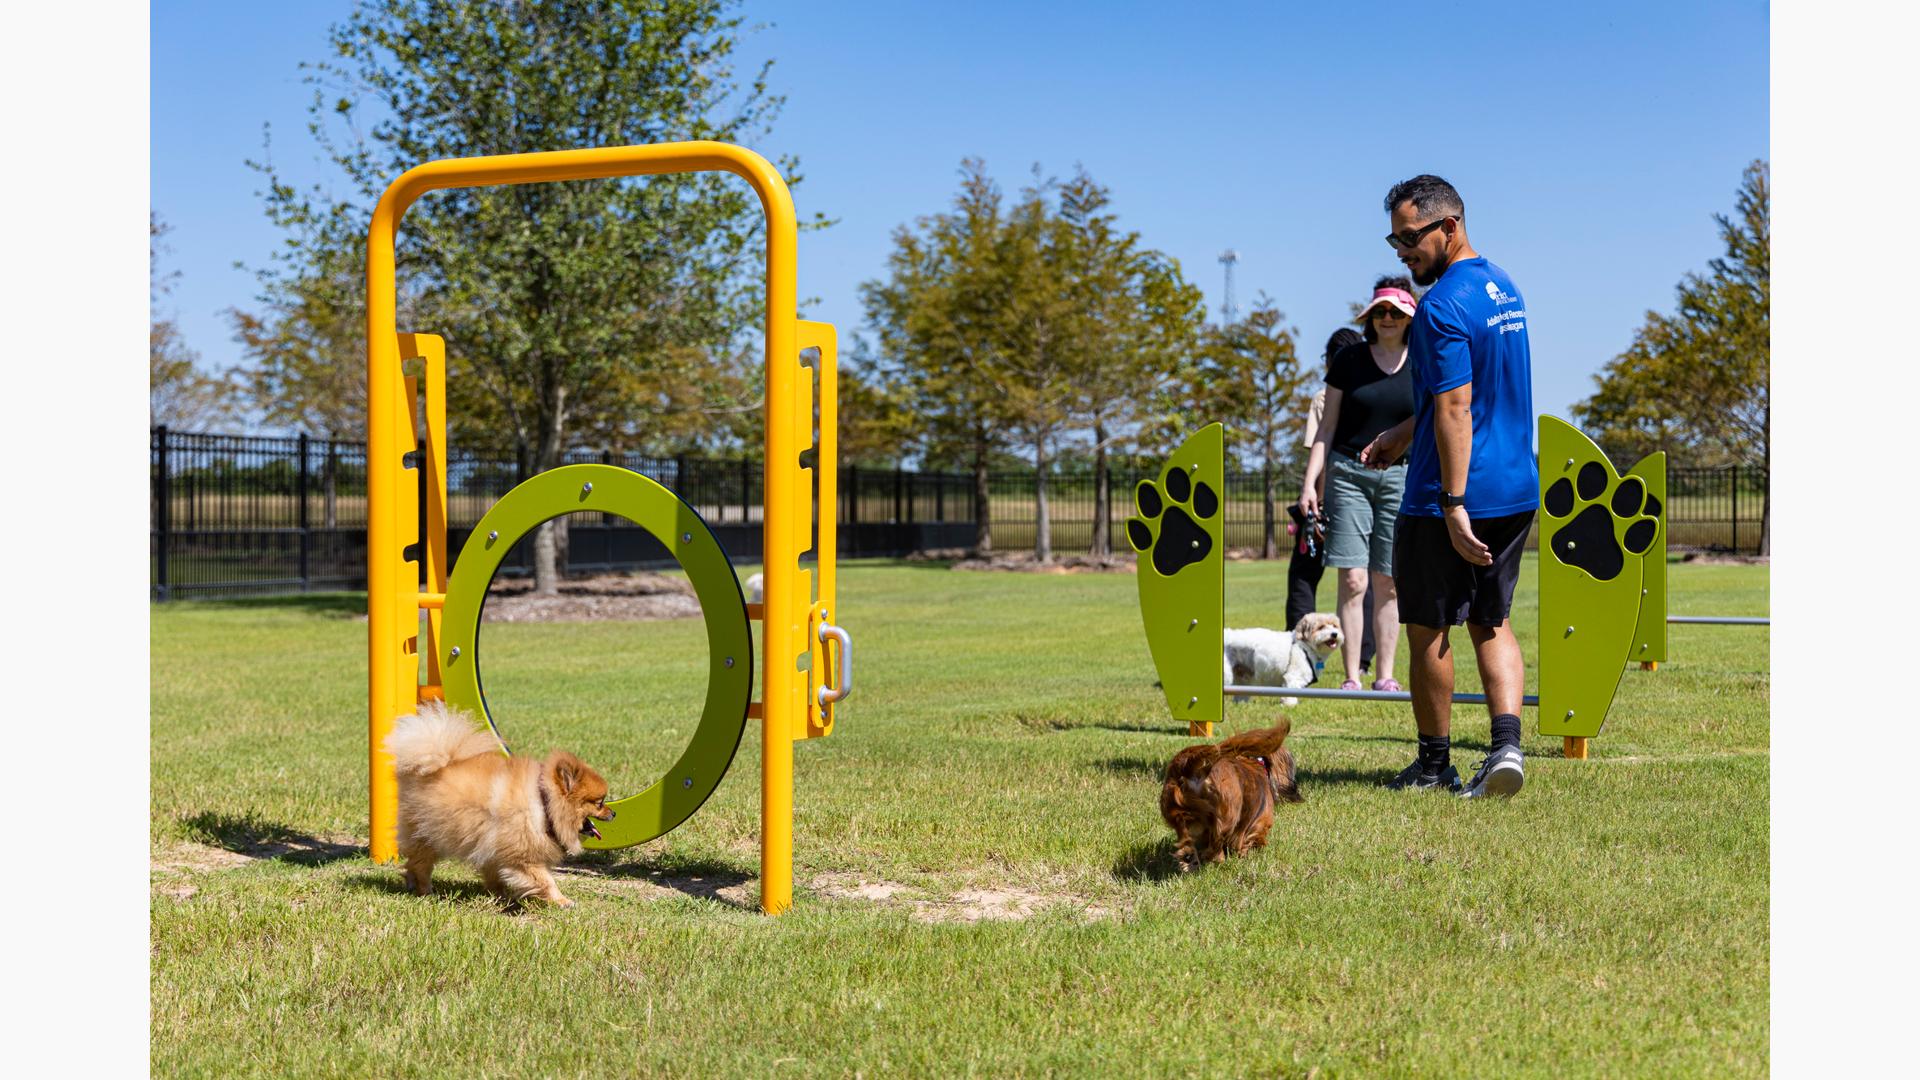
[151,216,241,430]
[1574,160,1769,551]
[1055,172,1208,557]
[859,160,1023,554]
[240,0,812,590]
[1190,297,1310,557]
[862,161,1206,560]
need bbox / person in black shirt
[1288,328,1376,672]
[1299,275,1418,691]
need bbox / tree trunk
[1090,419,1110,558]
[1261,457,1277,559]
[972,437,992,556]
[1758,403,1770,557]
[1034,436,1052,565]
[531,383,568,595]
[323,439,338,529]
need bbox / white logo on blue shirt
[1484,280,1518,305]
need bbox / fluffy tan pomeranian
[385,701,616,908]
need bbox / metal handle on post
[818,623,852,706]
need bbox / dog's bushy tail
[1220,718,1304,803]
[385,700,498,778]
[1219,717,1291,758]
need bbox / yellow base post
[1639,661,1658,671]
[1189,721,1214,738]
[1563,736,1589,760]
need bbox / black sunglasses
[1385,216,1455,250]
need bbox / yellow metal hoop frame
[365,142,832,914]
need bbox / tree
[1191,297,1311,557]
[860,160,1023,554]
[151,216,241,430]
[1573,160,1769,551]
[1055,171,1208,557]
[241,0,811,591]
[861,161,1206,561]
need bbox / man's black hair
[1384,175,1465,222]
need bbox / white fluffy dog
[1223,612,1344,705]
[744,572,764,604]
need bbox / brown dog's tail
[385,700,498,779]
[1218,717,1291,758]
[1219,718,1303,804]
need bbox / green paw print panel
[1538,417,1659,738]
[1126,424,1225,730]
[1625,451,1668,665]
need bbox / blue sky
[152,0,1768,429]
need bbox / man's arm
[1433,383,1491,565]
[1358,417,1414,468]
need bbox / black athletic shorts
[1392,510,1536,629]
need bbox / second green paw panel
[1538,417,1657,738]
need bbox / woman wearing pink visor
[1299,276,1419,691]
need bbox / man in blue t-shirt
[1358,175,1538,800]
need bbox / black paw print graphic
[1543,462,1661,581]
[1126,466,1219,576]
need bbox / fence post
[936,472,945,523]
[906,470,915,525]
[1730,467,1739,553]
[894,465,904,524]
[297,432,311,591]
[740,455,751,524]
[154,426,170,602]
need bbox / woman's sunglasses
[1370,305,1408,320]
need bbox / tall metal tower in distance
[1218,249,1239,324]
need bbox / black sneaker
[1459,746,1525,799]
[1385,759,1462,792]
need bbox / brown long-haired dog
[385,701,616,908]
[1159,719,1303,871]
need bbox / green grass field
[151,556,1768,1077]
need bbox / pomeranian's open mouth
[580,820,602,840]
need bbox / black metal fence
[151,428,1767,600]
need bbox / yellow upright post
[365,144,804,913]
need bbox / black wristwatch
[1440,489,1466,509]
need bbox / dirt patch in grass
[950,552,1136,574]
[152,841,255,877]
[345,572,704,622]
[810,872,1119,923]
[1678,551,1769,566]
[480,572,702,622]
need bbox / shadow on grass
[570,851,757,910]
[1111,836,1185,882]
[1303,732,1493,755]
[1092,756,1166,781]
[178,811,364,866]
[173,592,367,617]
[343,870,496,904]
[1298,765,1404,789]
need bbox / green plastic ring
[439,463,752,849]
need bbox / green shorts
[1323,454,1407,574]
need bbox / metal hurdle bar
[1225,686,1539,706]
[1668,616,1769,625]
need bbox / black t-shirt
[1324,342,1416,459]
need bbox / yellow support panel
[799,320,838,740]
[402,334,448,693]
